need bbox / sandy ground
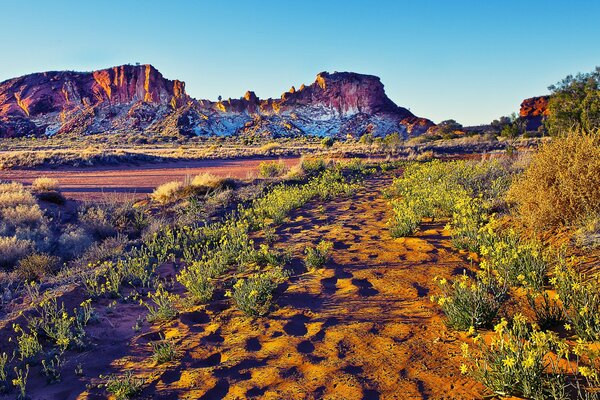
[0,171,485,399]
[75,172,483,399]
[0,157,302,201]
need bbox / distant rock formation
[520,95,549,131]
[0,64,434,138]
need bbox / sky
[1,0,599,125]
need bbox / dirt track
[95,172,484,399]
[0,157,301,201]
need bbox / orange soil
[73,172,485,399]
[0,157,301,201]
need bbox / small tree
[321,137,334,148]
[545,67,600,135]
[384,132,402,148]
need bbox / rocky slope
[0,64,433,138]
[519,95,549,131]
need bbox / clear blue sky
[1,0,598,125]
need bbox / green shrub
[102,371,144,400]
[177,263,214,304]
[304,240,333,271]
[231,268,288,317]
[258,160,287,178]
[432,273,506,330]
[145,284,179,323]
[151,335,177,364]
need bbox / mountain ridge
[0,64,434,138]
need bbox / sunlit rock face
[0,64,433,138]
[520,95,549,131]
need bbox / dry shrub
[258,160,287,178]
[1,204,45,226]
[574,213,600,248]
[259,142,281,154]
[507,132,600,230]
[190,173,223,188]
[16,253,59,281]
[0,183,36,208]
[151,181,184,205]
[31,177,59,192]
[0,236,33,268]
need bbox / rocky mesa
[519,95,549,131]
[0,64,433,138]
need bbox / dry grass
[0,182,37,208]
[507,131,600,231]
[151,181,184,205]
[190,173,224,188]
[0,236,32,268]
[31,177,59,192]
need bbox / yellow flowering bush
[465,313,600,399]
[387,159,510,237]
[145,284,179,323]
[552,261,600,340]
[232,268,289,317]
[431,273,506,330]
[304,240,334,271]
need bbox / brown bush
[507,132,600,230]
[16,253,59,281]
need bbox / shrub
[321,137,335,147]
[151,181,184,205]
[145,284,179,323]
[259,142,281,154]
[1,204,44,226]
[304,240,333,270]
[552,262,600,341]
[0,236,33,268]
[31,177,59,192]
[0,182,36,208]
[102,371,144,400]
[258,160,287,178]
[231,268,288,316]
[151,335,177,364]
[465,314,560,399]
[507,132,600,230]
[16,253,59,281]
[177,263,214,304]
[58,227,93,259]
[300,157,328,176]
[0,352,7,391]
[190,173,224,189]
[574,212,600,248]
[78,205,116,239]
[432,274,506,330]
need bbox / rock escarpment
[519,95,549,131]
[0,64,433,138]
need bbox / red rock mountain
[0,64,433,138]
[519,95,549,131]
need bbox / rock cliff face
[520,95,549,131]
[0,64,433,138]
